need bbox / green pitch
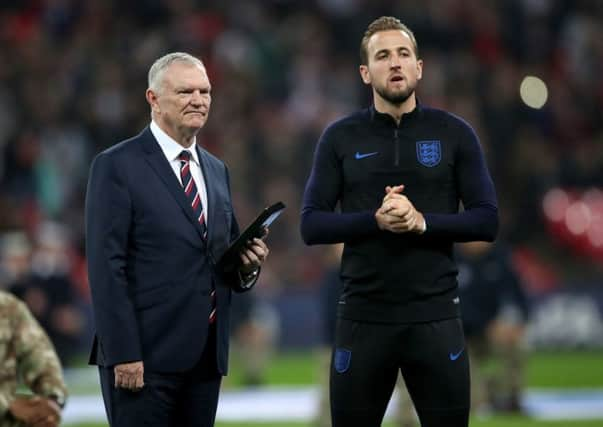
[70,419,603,427]
[224,349,603,389]
[65,349,603,427]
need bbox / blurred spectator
[0,290,67,427]
[457,241,529,415]
[229,291,280,386]
[0,0,600,360]
[0,232,31,289]
[314,243,342,427]
[8,223,87,365]
[396,241,529,425]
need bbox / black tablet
[218,201,286,271]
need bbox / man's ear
[416,59,423,81]
[146,89,160,114]
[359,65,371,85]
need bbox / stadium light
[520,75,548,109]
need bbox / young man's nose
[389,55,402,68]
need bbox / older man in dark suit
[85,52,269,427]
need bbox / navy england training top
[300,104,498,323]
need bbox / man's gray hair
[148,52,205,93]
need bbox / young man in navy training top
[301,16,498,427]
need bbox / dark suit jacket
[85,127,254,374]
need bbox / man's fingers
[387,206,411,218]
[241,238,268,266]
[48,400,61,414]
[240,251,252,266]
[385,184,404,194]
[42,400,61,418]
[252,238,269,259]
[127,370,142,390]
[114,362,144,390]
[386,205,413,220]
[382,195,410,213]
[115,372,141,391]
[135,374,145,390]
[31,411,60,427]
[124,375,134,390]
[132,375,142,390]
[384,185,404,201]
[27,399,60,425]
[382,211,417,233]
[246,253,260,266]
[114,372,127,388]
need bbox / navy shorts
[330,317,470,427]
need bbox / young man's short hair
[360,16,419,64]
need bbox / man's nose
[389,54,402,68]
[190,91,203,105]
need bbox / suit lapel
[140,127,207,244]
[197,145,219,245]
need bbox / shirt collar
[369,98,423,126]
[150,121,200,165]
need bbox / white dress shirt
[150,121,209,229]
[150,121,258,287]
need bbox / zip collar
[369,100,423,127]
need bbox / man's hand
[239,235,269,276]
[375,185,425,234]
[9,396,61,427]
[114,361,144,391]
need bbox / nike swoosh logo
[449,348,464,361]
[355,151,378,160]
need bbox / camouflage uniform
[0,291,67,427]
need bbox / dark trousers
[99,326,222,427]
[330,317,470,427]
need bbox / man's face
[360,30,423,105]
[147,61,211,143]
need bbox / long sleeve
[0,392,10,419]
[14,299,68,406]
[85,152,141,365]
[300,127,380,245]
[0,294,67,418]
[423,121,498,241]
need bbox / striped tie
[209,290,216,324]
[178,150,207,239]
[179,150,216,324]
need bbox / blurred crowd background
[0,0,602,372]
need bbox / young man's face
[360,29,423,105]
[147,61,212,144]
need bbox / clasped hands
[9,396,61,427]
[375,184,426,234]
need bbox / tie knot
[179,150,192,162]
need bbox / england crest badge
[416,140,441,167]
